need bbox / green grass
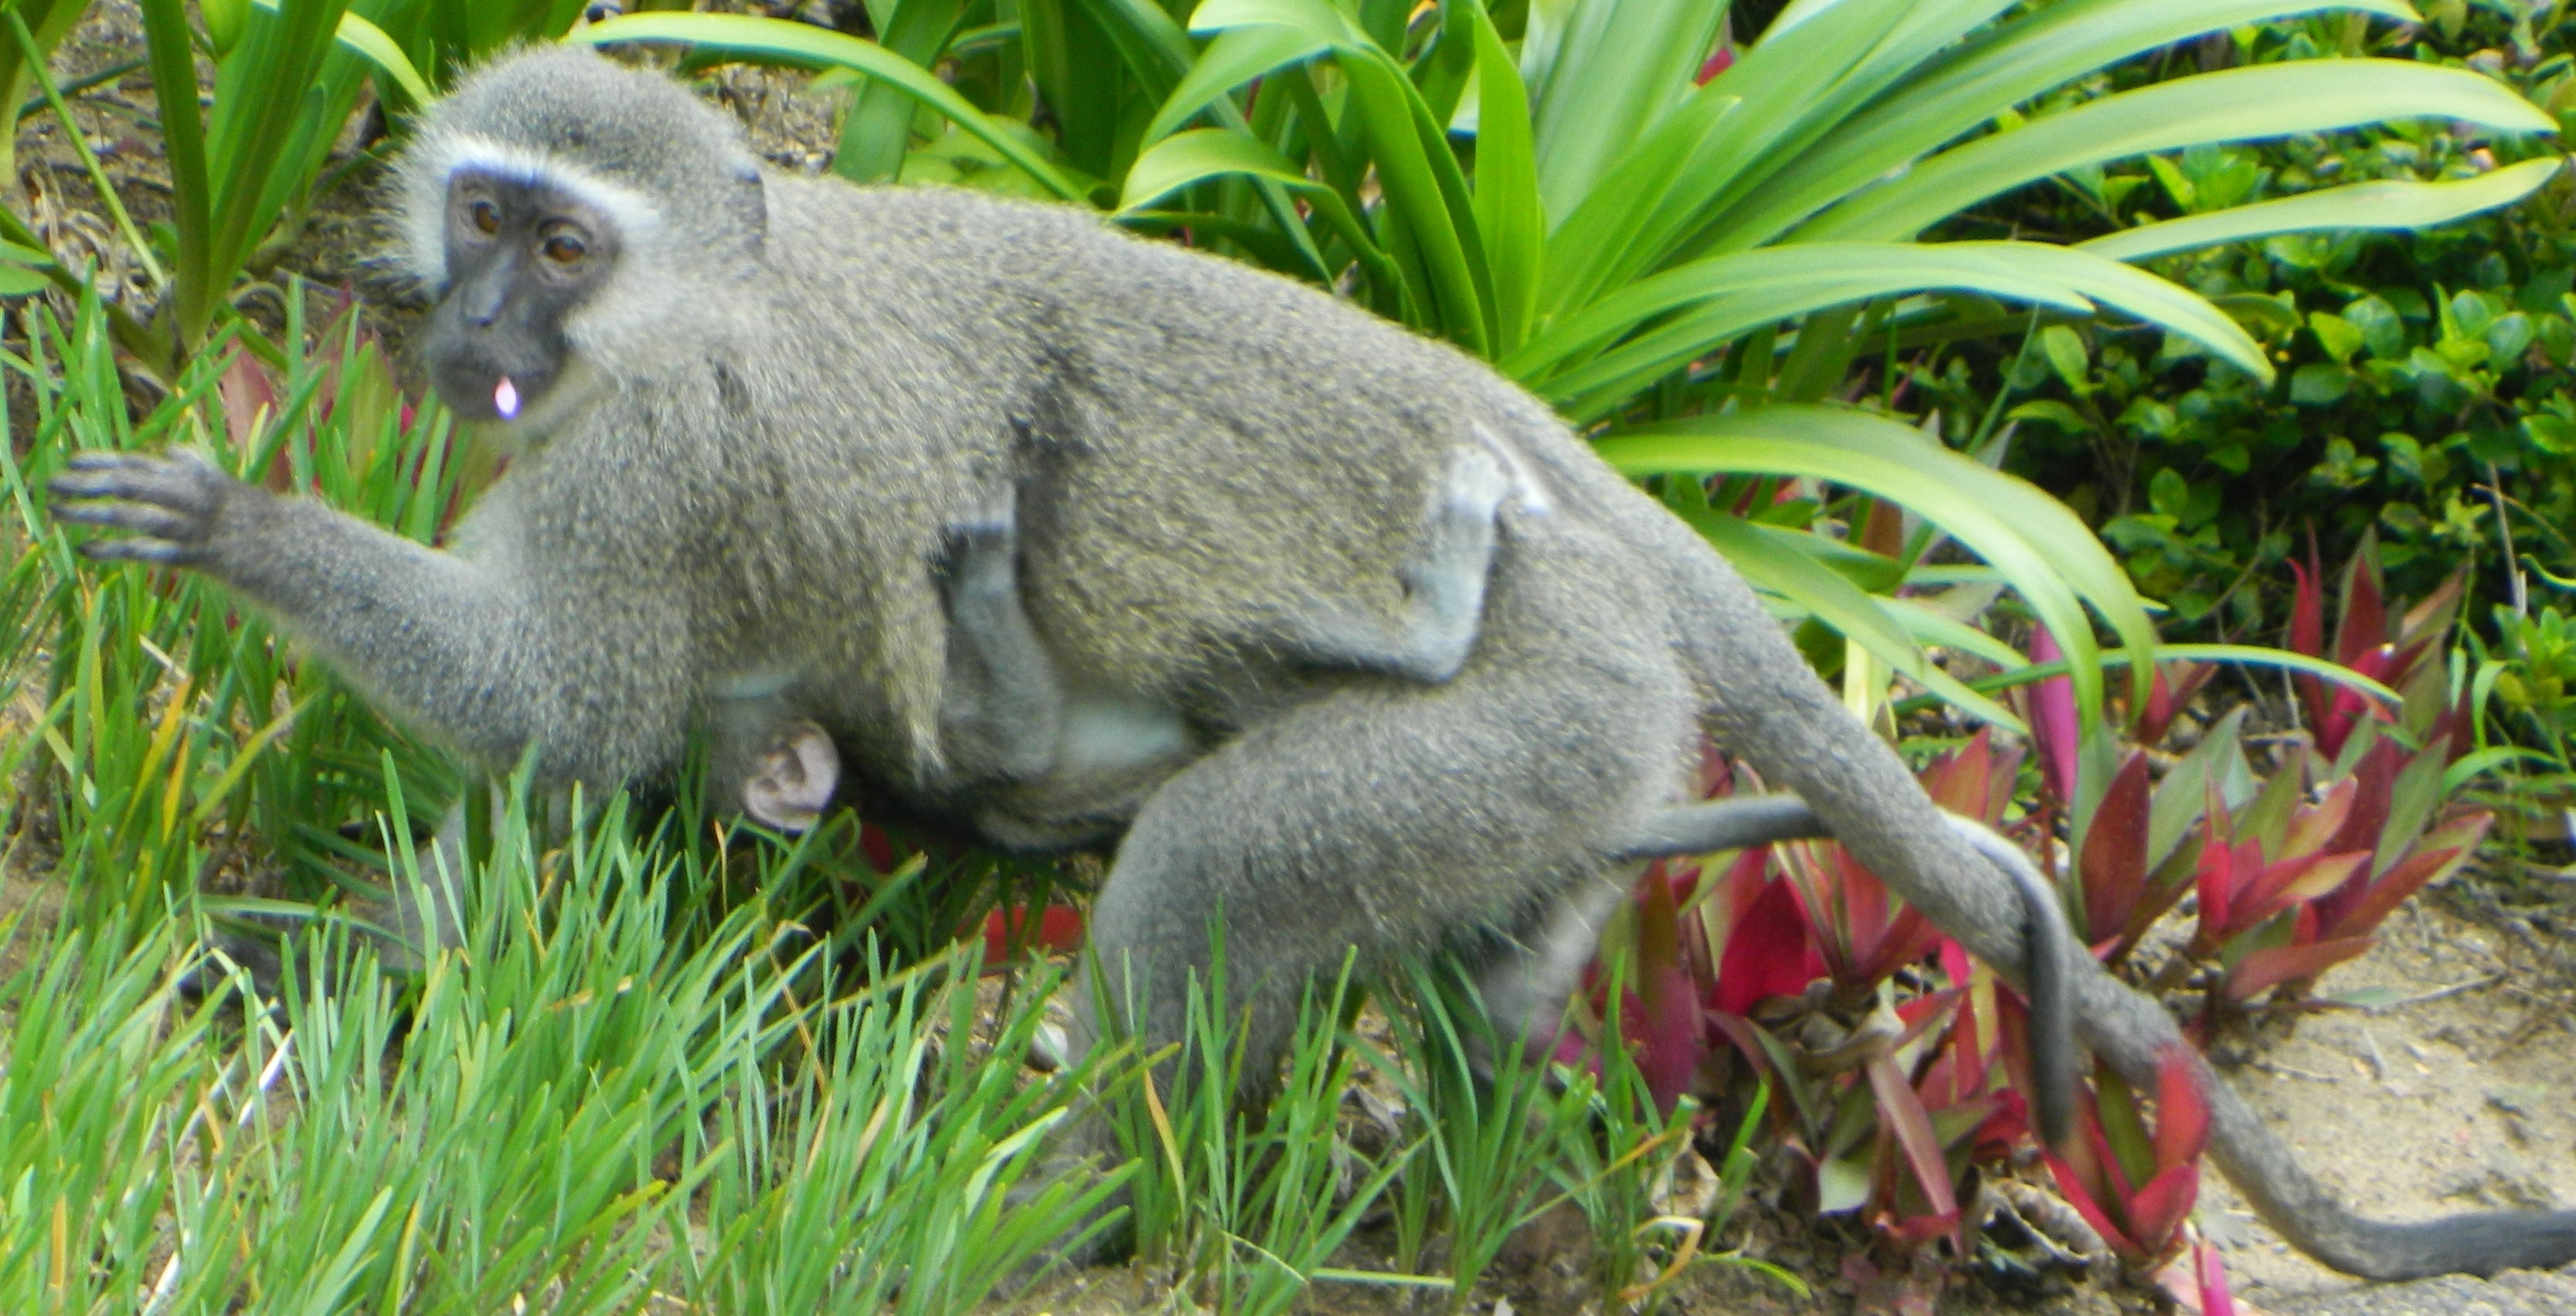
[0,290,1768,1314]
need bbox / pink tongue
[494,376,520,419]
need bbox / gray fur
[48,46,2576,1281]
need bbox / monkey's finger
[77,537,197,566]
[53,502,206,542]
[49,468,219,515]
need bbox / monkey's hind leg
[1068,536,1692,1108]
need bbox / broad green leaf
[1538,0,1946,315]
[1142,26,1328,146]
[1801,60,2557,243]
[574,12,1087,202]
[202,0,349,327]
[135,0,210,342]
[1019,0,1124,179]
[2080,158,2562,262]
[1701,0,2418,253]
[1092,0,1333,279]
[1599,411,2133,728]
[1075,0,1199,93]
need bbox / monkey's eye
[541,233,588,265]
[467,199,501,236]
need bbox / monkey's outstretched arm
[49,451,690,784]
[1615,794,2075,1148]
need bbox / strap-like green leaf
[2081,158,2561,262]
[1601,406,2160,729]
[573,13,1087,202]
[1801,59,2557,243]
[1520,240,2269,410]
[1524,0,1728,219]
[247,0,433,107]
[1143,26,1327,145]
[1120,129,1401,289]
[1703,0,2419,254]
[1187,0,1351,43]
[1684,508,2027,731]
[1464,0,1541,357]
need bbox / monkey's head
[394,47,770,427]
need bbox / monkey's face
[423,169,621,425]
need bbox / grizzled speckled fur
[53,46,2576,1281]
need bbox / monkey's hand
[47,451,267,568]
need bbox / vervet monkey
[49,47,2576,1279]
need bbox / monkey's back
[758,176,1676,718]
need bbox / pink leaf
[2333,540,2387,668]
[1920,728,1996,819]
[1711,877,1823,1015]
[2043,1143,2146,1264]
[2222,935,2375,1002]
[2281,777,2357,859]
[2194,838,2260,945]
[2140,661,2218,746]
[2323,739,2401,856]
[1866,1052,1964,1254]
[2079,753,2153,944]
[2150,1044,2212,1171]
[2236,851,2369,929]
[2194,1236,2237,1316]
[2027,625,2080,805]
[2287,554,2327,731]
[1630,868,1706,1110]
[2126,1162,2204,1261]
[2322,829,2482,942]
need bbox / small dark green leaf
[2307,311,2363,364]
[2147,468,2190,520]
[2289,362,2353,406]
[2040,324,2090,392]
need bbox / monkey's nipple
[494,376,521,420]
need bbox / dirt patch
[2196,897,2576,1315]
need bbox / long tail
[1613,794,2076,1149]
